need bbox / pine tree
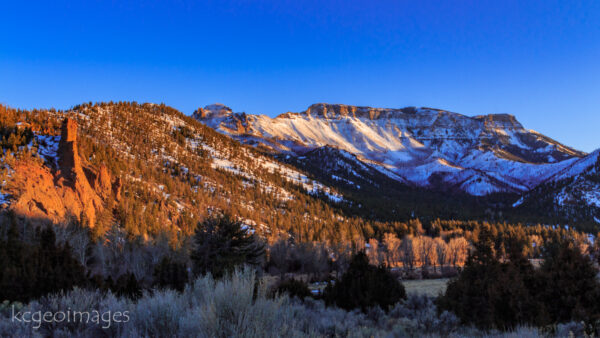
[324,251,406,312]
[191,214,265,278]
[535,239,600,325]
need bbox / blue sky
[1,0,599,151]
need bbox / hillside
[0,102,409,245]
[513,150,600,228]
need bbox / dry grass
[402,278,449,297]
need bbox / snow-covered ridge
[195,103,587,196]
[547,149,600,182]
[511,148,600,221]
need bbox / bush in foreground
[273,279,312,300]
[0,268,483,337]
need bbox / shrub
[0,266,545,337]
[153,256,188,292]
[273,279,312,300]
[323,251,406,312]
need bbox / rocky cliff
[6,118,121,227]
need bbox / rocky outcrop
[58,118,82,181]
[94,164,113,199]
[6,118,121,227]
[113,176,122,201]
[8,161,67,222]
[194,104,252,134]
[192,104,233,120]
[304,103,419,120]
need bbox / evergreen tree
[535,239,600,325]
[191,215,265,278]
[273,279,312,300]
[113,273,142,300]
[437,224,537,330]
[324,251,406,312]
[0,223,86,302]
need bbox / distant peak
[205,103,230,111]
[192,103,233,119]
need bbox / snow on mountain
[195,103,586,196]
[550,150,600,209]
[197,137,344,203]
[512,149,600,223]
[547,149,600,182]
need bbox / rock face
[192,103,233,120]
[8,162,67,221]
[94,164,113,199]
[7,118,120,227]
[58,118,81,181]
[194,104,251,134]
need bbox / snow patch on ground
[512,197,524,208]
[0,167,10,206]
[583,191,600,208]
[202,142,344,203]
[35,134,60,166]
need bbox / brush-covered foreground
[0,269,588,337]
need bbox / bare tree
[382,232,401,267]
[400,235,421,271]
[434,237,449,272]
[448,237,469,267]
[367,238,384,266]
[420,237,438,272]
[268,240,291,278]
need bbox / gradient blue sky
[1,1,599,151]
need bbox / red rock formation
[8,161,67,222]
[54,118,102,227]
[7,118,122,228]
[94,164,113,199]
[113,177,122,201]
[58,118,82,181]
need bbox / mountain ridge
[194,102,587,196]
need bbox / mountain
[194,102,600,228]
[194,103,585,196]
[513,150,600,227]
[0,102,402,244]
